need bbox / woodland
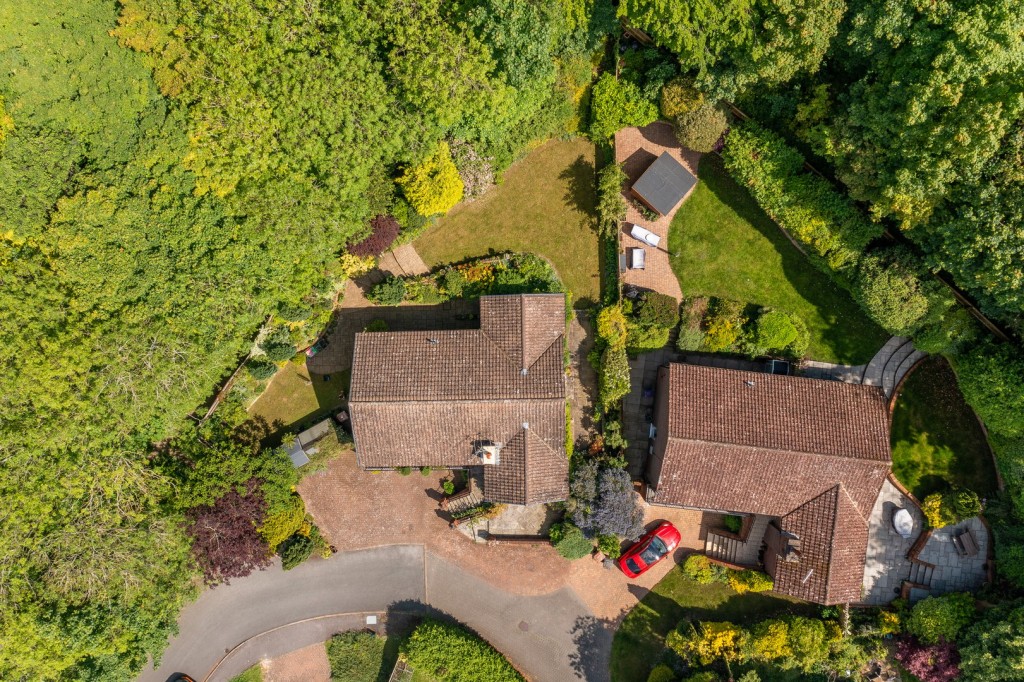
[1,0,1023,679]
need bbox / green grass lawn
[668,155,888,364]
[247,361,345,435]
[611,566,818,682]
[415,138,602,306]
[229,666,262,682]
[891,357,998,499]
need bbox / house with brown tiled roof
[348,294,569,505]
[645,363,892,604]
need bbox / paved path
[139,545,610,682]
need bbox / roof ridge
[350,397,566,406]
[665,435,889,464]
[823,484,842,603]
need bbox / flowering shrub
[667,621,743,665]
[879,610,902,636]
[922,489,981,528]
[727,569,773,594]
[895,638,960,682]
[745,619,791,662]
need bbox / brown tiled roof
[651,362,889,604]
[349,294,568,504]
[665,364,890,461]
[770,485,869,604]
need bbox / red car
[618,521,681,578]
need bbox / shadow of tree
[569,614,617,681]
[559,154,598,219]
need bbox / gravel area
[262,643,330,682]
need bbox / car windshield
[626,557,642,574]
[639,536,668,565]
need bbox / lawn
[611,566,818,682]
[891,357,998,499]
[668,155,888,364]
[415,137,602,306]
[247,361,346,435]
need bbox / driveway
[138,546,611,682]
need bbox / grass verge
[415,138,601,306]
[668,155,888,364]
[891,356,999,498]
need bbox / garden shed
[630,151,697,216]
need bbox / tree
[661,76,705,119]
[350,215,400,257]
[186,479,271,584]
[675,104,728,152]
[589,73,659,141]
[746,619,791,662]
[572,467,646,539]
[958,602,1024,681]
[825,0,1024,227]
[398,142,465,217]
[895,638,960,682]
[906,593,976,645]
[855,251,931,335]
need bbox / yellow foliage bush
[668,621,742,665]
[337,252,376,280]
[596,305,628,350]
[746,619,791,661]
[398,142,464,217]
[704,318,739,352]
[878,610,901,636]
[258,495,307,551]
[728,569,774,594]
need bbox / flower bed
[368,252,567,306]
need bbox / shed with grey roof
[630,151,697,216]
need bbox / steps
[706,532,739,565]
[908,561,934,587]
[887,349,927,398]
[446,488,484,516]
[861,336,910,387]
[862,336,927,398]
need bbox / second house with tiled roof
[348,293,570,505]
[645,362,893,605]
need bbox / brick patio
[614,122,701,302]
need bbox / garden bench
[953,528,979,557]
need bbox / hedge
[326,631,387,682]
[401,619,524,682]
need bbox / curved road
[140,545,612,682]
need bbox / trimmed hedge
[401,619,524,682]
[326,631,387,682]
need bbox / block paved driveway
[141,451,708,682]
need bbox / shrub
[677,326,705,352]
[723,515,743,534]
[572,466,645,540]
[396,466,412,476]
[635,292,679,329]
[392,196,429,239]
[278,532,314,570]
[958,602,1024,682]
[703,299,745,352]
[603,419,628,450]
[746,619,791,662]
[402,619,524,682]
[260,327,296,362]
[363,319,388,333]
[895,638,960,682]
[599,344,631,412]
[449,139,494,200]
[590,73,659,141]
[661,76,704,119]
[751,310,798,353]
[597,305,628,350]
[398,142,464,217]
[728,569,773,594]
[922,489,981,528]
[597,163,628,239]
[955,338,1024,438]
[647,663,677,682]
[678,297,709,352]
[442,480,455,496]
[906,593,975,645]
[597,534,622,558]
[675,104,729,153]
[879,610,902,636]
[350,214,400,257]
[667,621,743,665]
[405,279,444,304]
[683,674,719,682]
[549,522,594,560]
[569,460,599,504]
[420,466,431,476]
[683,554,716,584]
[855,250,930,335]
[326,631,387,682]
[246,358,277,380]
[439,268,467,298]
[783,617,830,672]
[258,495,307,551]
[368,276,406,306]
[277,300,312,322]
[626,321,671,353]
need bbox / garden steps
[861,336,911,387]
[881,341,917,398]
[705,532,739,565]
[705,516,770,567]
[887,349,928,399]
[445,468,486,516]
[908,561,934,587]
